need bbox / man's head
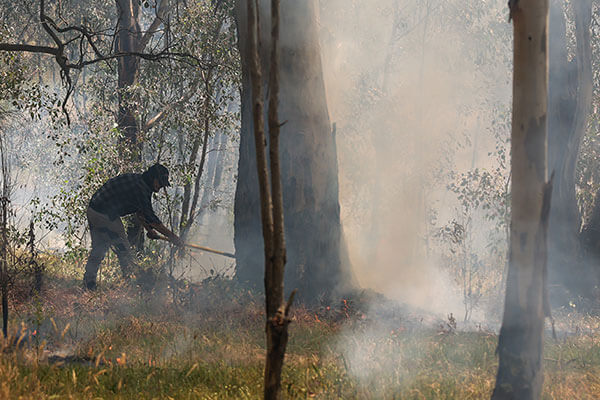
[143,163,170,192]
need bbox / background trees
[0,0,241,281]
[0,0,599,321]
[1,1,600,397]
[547,0,594,300]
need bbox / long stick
[156,236,235,258]
[184,242,235,259]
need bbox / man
[83,163,184,290]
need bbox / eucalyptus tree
[492,0,550,398]
[234,0,354,300]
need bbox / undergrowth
[1,267,600,399]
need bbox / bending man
[83,163,184,290]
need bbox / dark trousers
[84,207,135,287]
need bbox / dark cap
[144,163,170,187]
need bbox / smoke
[318,0,513,320]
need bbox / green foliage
[435,121,510,322]
[74,0,240,240]
[0,0,241,260]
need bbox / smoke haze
[318,0,513,320]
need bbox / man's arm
[147,222,185,247]
[137,212,185,247]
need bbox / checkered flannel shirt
[89,173,162,225]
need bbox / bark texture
[492,1,550,399]
[234,0,354,301]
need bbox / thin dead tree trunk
[1,197,7,339]
[180,75,212,238]
[492,1,550,399]
[247,0,294,398]
[29,221,43,294]
[179,10,228,236]
[185,78,213,239]
[0,135,9,338]
[264,0,294,397]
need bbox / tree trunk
[199,133,219,216]
[234,0,354,301]
[185,80,213,239]
[246,2,293,397]
[116,0,144,250]
[199,131,228,215]
[116,0,142,159]
[547,0,594,299]
[115,0,173,248]
[180,76,213,238]
[212,132,228,190]
[179,126,204,232]
[1,198,7,338]
[492,1,550,399]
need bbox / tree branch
[139,0,173,51]
[143,90,195,132]
[40,0,63,50]
[0,0,207,125]
[0,43,58,55]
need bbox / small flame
[342,299,350,318]
[116,353,126,366]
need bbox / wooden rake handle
[155,235,235,259]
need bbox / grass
[2,270,600,399]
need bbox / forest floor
[1,264,600,399]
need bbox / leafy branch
[0,0,205,124]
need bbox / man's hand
[170,234,185,248]
[146,222,186,248]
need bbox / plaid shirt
[89,173,162,224]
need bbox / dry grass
[1,272,600,399]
